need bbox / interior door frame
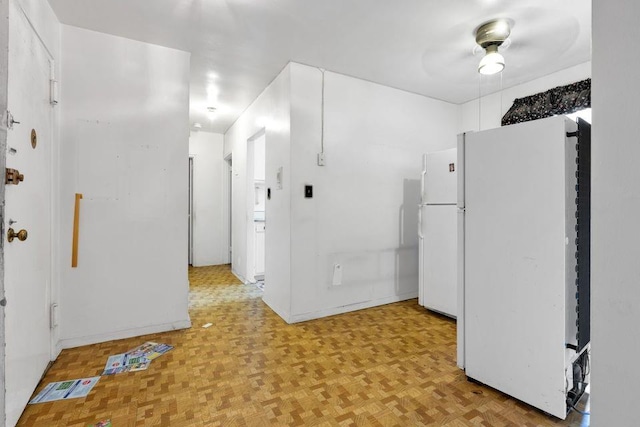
[0,0,9,423]
[224,154,232,264]
[245,129,265,283]
[188,155,194,265]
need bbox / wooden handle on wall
[72,193,83,268]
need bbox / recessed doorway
[247,130,266,284]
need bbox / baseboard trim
[52,342,62,360]
[262,295,291,324]
[231,268,248,284]
[58,318,192,350]
[289,292,418,324]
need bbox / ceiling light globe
[478,50,505,75]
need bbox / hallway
[18,265,583,426]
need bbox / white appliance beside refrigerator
[457,116,591,420]
[418,148,457,318]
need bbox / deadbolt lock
[5,168,24,185]
[7,228,27,242]
[7,111,20,130]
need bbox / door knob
[7,228,27,242]
[5,168,24,185]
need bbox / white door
[5,3,54,425]
[423,204,457,317]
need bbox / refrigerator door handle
[420,169,426,205]
[418,207,424,239]
[418,233,424,307]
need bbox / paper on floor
[102,353,150,375]
[29,377,100,404]
[126,341,173,361]
[101,342,173,376]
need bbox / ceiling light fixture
[207,106,217,121]
[475,19,511,75]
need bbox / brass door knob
[6,168,24,185]
[7,228,27,242]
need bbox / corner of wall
[57,26,191,345]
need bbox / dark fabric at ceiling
[501,78,591,126]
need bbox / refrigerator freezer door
[457,136,465,209]
[423,204,457,317]
[425,148,457,205]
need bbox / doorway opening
[224,154,233,267]
[247,130,266,285]
[188,156,194,266]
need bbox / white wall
[461,62,591,132]
[189,130,228,266]
[592,1,639,425]
[225,62,459,323]
[224,64,292,320]
[58,25,191,349]
[288,63,459,322]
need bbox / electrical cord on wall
[321,68,325,155]
[315,67,326,165]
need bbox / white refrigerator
[418,148,457,318]
[457,116,591,419]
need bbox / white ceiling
[47,0,591,134]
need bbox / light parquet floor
[18,265,586,426]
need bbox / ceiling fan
[419,4,584,93]
[475,19,511,75]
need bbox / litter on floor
[28,377,100,404]
[102,341,173,375]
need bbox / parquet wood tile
[17,264,586,426]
